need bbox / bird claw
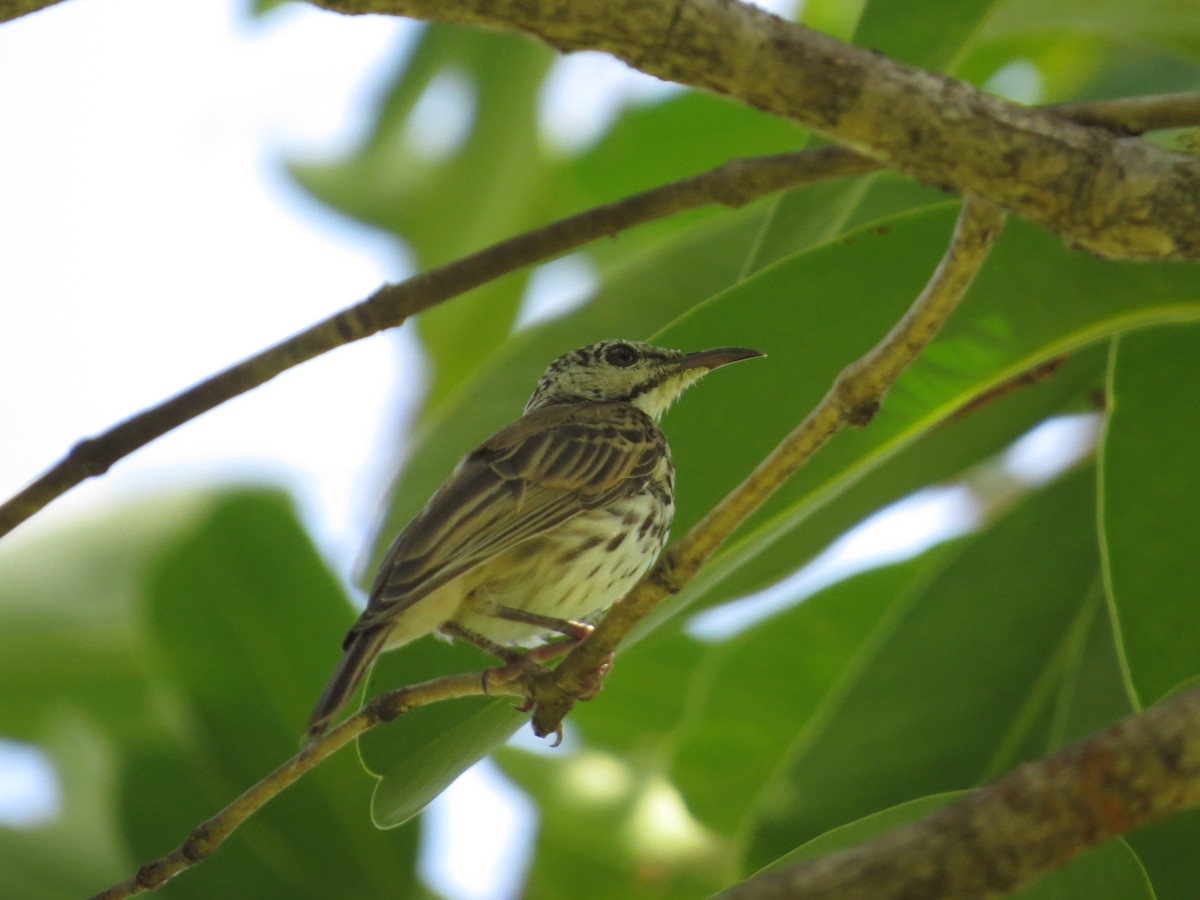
[573,652,614,701]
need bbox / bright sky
[0,1,1085,897]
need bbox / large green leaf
[118,491,420,898]
[743,467,1104,870]
[652,206,1200,618]
[1100,323,1200,707]
[985,0,1200,62]
[854,0,1003,72]
[0,495,203,742]
[661,554,942,836]
[292,25,556,407]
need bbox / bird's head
[525,339,764,421]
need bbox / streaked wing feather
[353,403,660,633]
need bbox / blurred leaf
[0,494,207,742]
[986,0,1200,62]
[292,25,556,407]
[352,604,529,828]
[118,491,420,898]
[1100,324,1200,707]
[495,745,731,900]
[763,792,958,868]
[0,714,126,899]
[854,0,1002,71]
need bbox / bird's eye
[605,343,638,367]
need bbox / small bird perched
[306,339,763,738]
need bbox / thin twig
[531,198,1008,735]
[714,682,1200,899]
[3,92,1198,541]
[88,673,523,900]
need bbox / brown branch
[715,683,1200,899]
[530,197,1007,735]
[0,0,61,23]
[0,145,872,540]
[313,0,1200,261]
[88,672,524,900]
[3,91,1196,541]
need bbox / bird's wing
[351,402,662,636]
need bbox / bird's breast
[452,454,675,645]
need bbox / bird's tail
[306,627,389,740]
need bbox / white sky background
[0,1,1088,898]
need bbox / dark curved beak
[674,347,765,372]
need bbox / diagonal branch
[715,682,1200,899]
[2,92,1197,541]
[0,145,871,540]
[531,197,1007,735]
[312,0,1200,261]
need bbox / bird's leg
[492,606,613,702]
[438,620,521,664]
[492,605,594,641]
[439,621,552,710]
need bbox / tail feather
[306,627,389,740]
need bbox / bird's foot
[573,652,614,701]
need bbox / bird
[306,339,763,738]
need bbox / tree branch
[312,0,1200,261]
[2,91,1196,540]
[715,683,1200,899]
[0,145,871,540]
[0,0,60,24]
[88,198,1003,898]
[88,672,524,900]
[530,197,1006,734]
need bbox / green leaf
[0,494,204,741]
[986,0,1200,62]
[292,25,557,407]
[1127,808,1200,900]
[653,206,1200,615]
[854,0,1002,72]
[0,714,127,899]
[1100,324,1200,707]
[743,466,1103,870]
[495,744,731,900]
[664,556,941,836]
[121,491,420,897]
